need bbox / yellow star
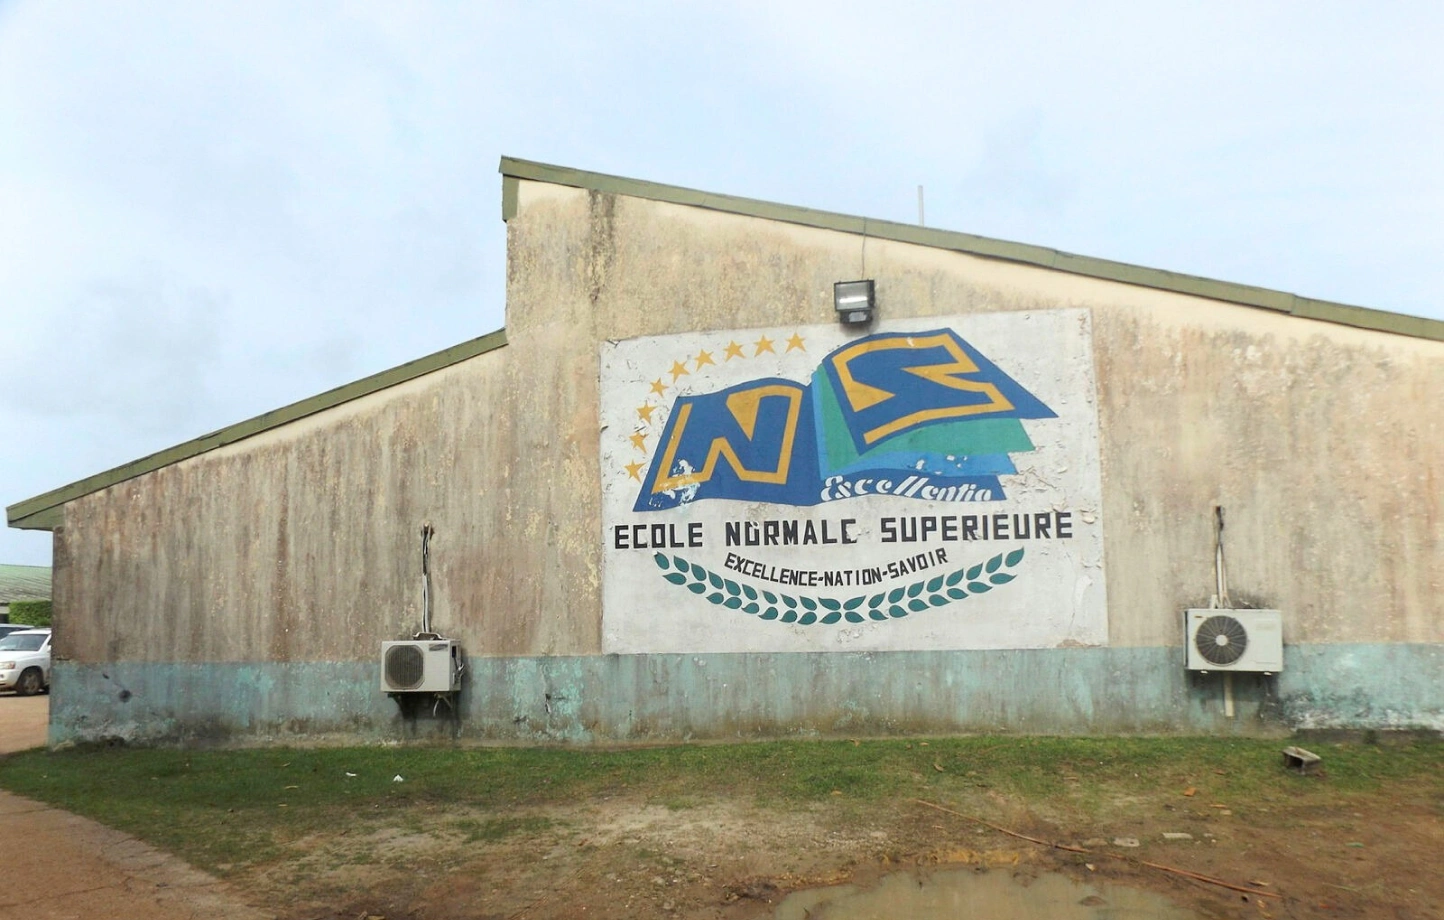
[628,432,647,451]
[649,378,667,396]
[669,360,690,381]
[694,349,715,369]
[754,335,776,355]
[625,460,645,481]
[785,333,806,352]
[637,404,656,422]
[723,341,746,361]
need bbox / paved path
[0,694,47,750]
[0,695,274,919]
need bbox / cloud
[958,111,1079,226]
[2,1,1442,566]
[3,274,223,435]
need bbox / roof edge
[7,328,508,531]
[499,156,1444,344]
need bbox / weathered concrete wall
[507,181,1442,652]
[55,347,544,665]
[45,175,1444,743]
[49,642,1444,745]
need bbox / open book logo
[634,330,1055,511]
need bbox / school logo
[601,312,1108,654]
[634,329,1056,511]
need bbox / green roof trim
[7,329,508,531]
[499,156,1444,344]
[501,175,519,223]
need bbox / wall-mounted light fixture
[834,279,875,325]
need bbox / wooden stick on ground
[911,798,1090,853]
[910,799,1282,901]
[1129,858,1283,899]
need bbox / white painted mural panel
[599,309,1106,653]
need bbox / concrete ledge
[47,643,1444,746]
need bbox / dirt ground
[0,693,48,751]
[250,775,1443,920]
[2,698,1438,920]
[0,694,272,920]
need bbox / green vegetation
[6,600,50,627]
[0,736,1437,873]
[450,814,554,843]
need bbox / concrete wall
[56,351,517,666]
[47,178,1444,744]
[50,640,1444,744]
[506,182,1442,650]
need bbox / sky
[2,2,1442,566]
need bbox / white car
[0,628,51,696]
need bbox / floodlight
[834,280,875,324]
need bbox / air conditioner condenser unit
[1185,609,1283,673]
[381,639,462,693]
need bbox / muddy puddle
[775,867,1201,919]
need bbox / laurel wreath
[652,548,1024,625]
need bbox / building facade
[9,159,1443,744]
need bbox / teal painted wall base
[47,644,1444,746]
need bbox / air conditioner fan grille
[385,644,425,690]
[1194,615,1248,666]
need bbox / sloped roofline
[500,156,1444,343]
[10,156,1443,531]
[6,330,507,531]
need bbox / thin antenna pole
[917,185,925,227]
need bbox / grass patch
[451,815,554,843]
[0,736,1437,872]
